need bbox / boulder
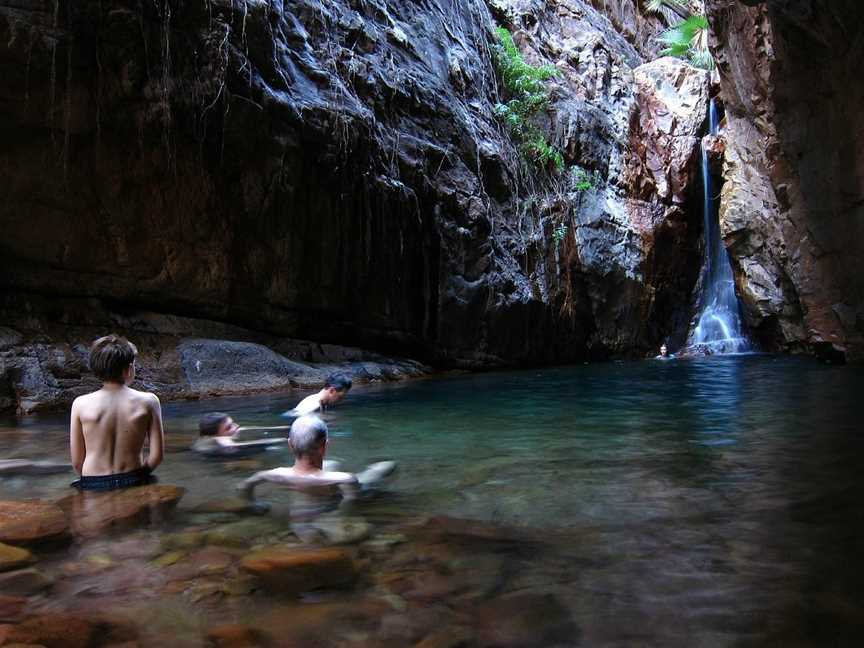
[241,546,358,595]
[0,501,68,546]
[56,485,185,537]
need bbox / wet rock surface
[706,0,864,359]
[0,314,429,413]
[0,501,69,546]
[241,546,359,595]
[0,0,713,410]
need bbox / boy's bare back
[71,386,163,476]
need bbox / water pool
[1,355,862,646]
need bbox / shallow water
[2,355,863,646]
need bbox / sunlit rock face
[0,0,705,410]
[706,0,864,361]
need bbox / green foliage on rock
[650,5,715,71]
[492,27,564,172]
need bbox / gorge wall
[0,0,711,411]
[706,0,864,362]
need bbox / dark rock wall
[1,0,699,384]
[706,0,864,360]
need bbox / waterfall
[687,99,749,354]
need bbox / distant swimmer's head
[322,373,352,406]
[659,344,668,357]
[89,334,138,385]
[289,415,328,460]
[199,412,239,437]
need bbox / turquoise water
[1,355,863,646]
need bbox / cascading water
[687,99,749,354]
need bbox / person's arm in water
[145,394,165,472]
[69,398,86,475]
[236,468,357,500]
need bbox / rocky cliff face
[0,0,710,411]
[706,0,864,361]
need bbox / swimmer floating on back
[191,412,288,457]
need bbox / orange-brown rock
[0,595,27,623]
[4,613,136,648]
[205,623,270,648]
[241,546,358,595]
[0,501,68,546]
[56,485,185,537]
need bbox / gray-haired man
[237,415,396,504]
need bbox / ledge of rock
[0,304,430,414]
[0,500,69,546]
[241,546,359,595]
[56,485,185,537]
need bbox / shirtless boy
[282,373,352,418]
[237,415,395,505]
[69,334,164,490]
[192,412,287,457]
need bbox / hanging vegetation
[491,27,564,172]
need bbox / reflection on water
[1,355,863,646]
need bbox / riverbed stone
[0,569,52,596]
[56,485,185,536]
[0,595,28,623]
[473,592,578,647]
[3,613,137,648]
[241,546,358,595]
[206,623,270,648]
[0,501,69,546]
[0,543,33,572]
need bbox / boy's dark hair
[324,373,352,392]
[199,412,229,437]
[89,334,138,383]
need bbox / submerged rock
[0,543,34,572]
[241,546,358,595]
[206,623,270,648]
[473,592,579,647]
[0,500,69,546]
[3,613,136,648]
[0,568,53,596]
[56,485,185,537]
[0,594,28,623]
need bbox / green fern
[492,27,564,172]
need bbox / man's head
[199,412,238,437]
[289,415,328,462]
[89,334,138,384]
[321,373,352,407]
[660,344,668,357]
